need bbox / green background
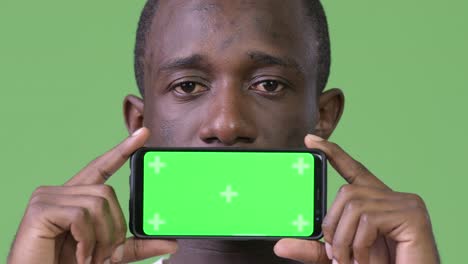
[0,0,466,263]
[142,151,314,236]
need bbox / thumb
[121,237,178,263]
[274,238,331,264]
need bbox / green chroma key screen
[142,151,315,237]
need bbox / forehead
[146,0,316,76]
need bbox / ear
[123,94,144,135]
[314,88,345,139]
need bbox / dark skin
[8,0,439,264]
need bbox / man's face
[139,0,323,148]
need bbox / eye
[251,80,285,93]
[173,81,208,95]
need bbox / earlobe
[123,94,145,136]
[314,88,345,139]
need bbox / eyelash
[250,80,286,94]
[170,79,288,97]
[172,81,208,96]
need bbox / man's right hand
[8,127,178,264]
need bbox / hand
[8,127,178,264]
[273,135,439,264]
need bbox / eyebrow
[158,54,212,73]
[247,51,305,75]
[158,51,304,75]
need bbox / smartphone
[129,147,327,240]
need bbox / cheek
[263,110,311,147]
[257,99,316,148]
[146,98,204,147]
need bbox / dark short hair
[134,0,330,96]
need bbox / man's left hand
[273,135,439,264]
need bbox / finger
[273,238,331,264]
[351,213,378,264]
[34,185,127,248]
[331,199,409,264]
[353,211,399,264]
[353,208,437,264]
[304,135,389,190]
[28,203,96,264]
[322,185,394,244]
[121,237,178,263]
[31,193,115,263]
[65,127,149,186]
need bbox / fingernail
[306,134,324,142]
[132,127,144,136]
[354,260,360,264]
[103,258,111,264]
[85,256,92,264]
[112,244,125,262]
[325,242,333,260]
[332,259,339,264]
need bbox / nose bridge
[213,84,244,127]
[199,80,257,145]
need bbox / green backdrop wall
[1,0,466,263]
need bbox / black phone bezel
[129,147,326,240]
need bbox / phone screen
[130,148,326,239]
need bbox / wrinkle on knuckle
[93,164,113,181]
[338,184,355,200]
[360,212,371,225]
[71,207,90,222]
[345,199,363,212]
[338,185,350,195]
[28,202,48,217]
[410,194,426,208]
[29,193,44,205]
[99,184,116,198]
[32,186,49,195]
[133,238,145,260]
[314,241,327,261]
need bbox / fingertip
[273,239,288,257]
[273,238,302,258]
[122,238,178,263]
[131,127,149,137]
[306,134,325,143]
[138,238,179,253]
[163,239,179,253]
[275,239,330,263]
[128,127,150,148]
